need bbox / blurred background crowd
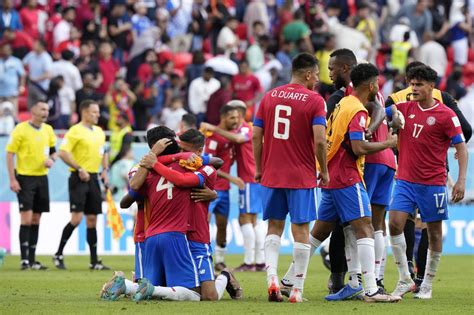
[0,0,473,136]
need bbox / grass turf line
[0,255,473,314]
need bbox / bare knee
[70,212,83,226]
[86,215,97,228]
[350,217,374,239]
[32,213,42,225]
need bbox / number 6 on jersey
[273,105,292,140]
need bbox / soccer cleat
[214,262,227,272]
[288,288,303,303]
[413,286,432,299]
[377,278,386,294]
[325,284,364,301]
[364,289,402,303]
[221,269,243,300]
[133,278,155,302]
[52,255,66,270]
[267,276,283,302]
[391,279,416,297]
[100,271,126,301]
[413,277,423,293]
[30,261,48,270]
[234,263,256,272]
[280,279,293,298]
[254,263,266,272]
[20,260,29,270]
[90,260,110,271]
[408,261,415,279]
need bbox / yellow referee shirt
[6,122,57,176]
[60,123,106,173]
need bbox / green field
[0,255,473,314]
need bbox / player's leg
[16,175,35,269]
[415,224,428,290]
[189,241,219,300]
[403,214,416,279]
[134,242,145,282]
[236,213,256,271]
[328,225,347,293]
[252,183,265,271]
[212,191,230,271]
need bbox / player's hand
[385,129,398,148]
[231,176,245,190]
[140,152,158,169]
[364,129,373,141]
[44,158,55,168]
[200,122,215,132]
[255,170,262,183]
[451,180,465,203]
[151,138,173,155]
[191,186,217,202]
[10,178,21,193]
[185,153,200,164]
[318,171,329,186]
[100,169,109,187]
[392,110,405,129]
[78,168,90,182]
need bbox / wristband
[201,155,210,165]
[128,189,143,201]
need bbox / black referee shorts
[16,175,50,213]
[69,172,102,215]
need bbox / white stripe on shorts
[356,183,364,218]
[185,236,200,287]
[205,243,215,281]
[313,188,318,220]
[138,244,143,279]
[246,183,250,213]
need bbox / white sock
[215,274,228,300]
[241,223,255,265]
[320,236,330,253]
[153,286,200,301]
[343,226,361,288]
[390,234,411,281]
[292,242,311,292]
[264,234,281,283]
[421,249,441,288]
[215,245,226,264]
[357,238,378,296]
[379,235,388,281]
[374,230,385,281]
[124,279,138,295]
[282,234,321,286]
[255,224,265,264]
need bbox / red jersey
[327,111,368,189]
[19,8,41,40]
[98,57,120,94]
[128,164,147,243]
[139,162,193,238]
[187,165,217,244]
[365,92,397,170]
[254,83,327,188]
[204,133,234,191]
[396,101,464,185]
[234,121,256,183]
[232,73,262,103]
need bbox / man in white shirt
[188,66,220,125]
[417,32,447,81]
[50,50,83,92]
[23,39,53,108]
[53,7,75,48]
[217,17,239,57]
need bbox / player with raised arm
[252,53,328,303]
[386,65,468,299]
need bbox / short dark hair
[181,113,197,128]
[329,49,357,68]
[62,6,75,15]
[405,61,425,74]
[350,63,379,88]
[219,104,238,116]
[204,66,214,74]
[292,53,319,73]
[406,65,438,83]
[79,99,99,112]
[61,49,75,61]
[179,129,205,148]
[146,126,180,155]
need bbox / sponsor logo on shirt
[409,114,415,119]
[452,116,461,127]
[209,140,218,151]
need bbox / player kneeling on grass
[386,65,468,300]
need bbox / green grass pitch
[0,255,473,314]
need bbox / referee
[53,100,110,270]
[6,102,57,270]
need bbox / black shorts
[69,172,102,215]
[16,175,50,213]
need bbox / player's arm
[384,104,405,130]
[100,145,109,187]
[191,186,218,202]
[252,126,263,183]
[313,124,329,185]
[441,91,472,143]
[120,193,136,208]
[201,122,247,144]
[350,112,397,155]
[365,100,385,137]
[452,141,468,203]
[326,90,344,118]
[217,170,245,190]
[152,161,204,188]
[46,128,57,168]
[384,95,395,107]
[6,152,21,193]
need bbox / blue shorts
[318,183,371,224]
[143,232,200,288]
[261,187,317,224]
[389,180,449,222]
[189,241,215,283]
[134,242,145,281]
[239,183,263,214]
[364,163,395,207]
[209,190,230,218]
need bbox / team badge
[426,116,436,126]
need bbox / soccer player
[252,53,328,303]
[53,100,110,270]
[387,65,468,299]
[6,102,57,270]
[202,105,244,271]
[201,100,265,272]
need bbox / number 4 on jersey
[273,105,292,140]
[156,176,174,199]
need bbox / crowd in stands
[0,0,473,135]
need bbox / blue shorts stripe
[185,236,200,287]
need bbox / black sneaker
[408,261,415,279]
[90,259,110,270]
[214,262,227,272]
[30,261,48,270]
[221,269,243,299]
[53,254,66,270]
[413,277,423,293]
[376,279,386,294]
[20,260,29,270]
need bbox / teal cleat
[132,278,155,302]
[100,271,126,301]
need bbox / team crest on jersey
[409,114,415,119]
[426,116,436,126]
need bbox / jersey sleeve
[445,113,465,145]
[253,95,266,129]
[205,137,219,157]
[348,111,368,141]
[6,126,22,153]
[310,95,327,127]
[237,126,251,142]
[441,91,472,143]
[48,126,57,148]
[196,165,217,189]
[59,128,78,153]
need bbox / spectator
[169,72,185,101]
[217,16,239,57]
[50,50,83,92]
[446,66,467,100]
[417,32,447,82]
[130,78,154,131]
[179,112,197,133]
[81,0,107,45]
[161,97,188,133]
[136,49,157,83]
[2,27,33,59]
[205,47,239,77]
[109,146,135,201]
[389,17,420,49]
[105,76,136,131]
[390,31,413,75]
[109,112,133,165]
[53,7,75,49]
[449,2,472,66]
[244,2,270,39]
[75,72,103,119]
[0,43,25,117]
[151,60,173,117]
[282,9,313,53]
[54,26,81,59]
[189,0,207,52]
[0,101,15,135]
[206,76,232,125]
[231,59,262,120]
[246,34,269,72]
[207,0,230,53]
[354,2,377,45]
[185,50,205,89]
[23,39,53,108]
[75,42,102,87]
[107,2,132,65]
[46,75,69,129]
[132,1,153,39]
[19,0,47,41]
[316,34,336,99]
[166,0,194,38]
[97,41,120,94]
[275,39,294,85]
[395,0,432,43]
[188,66,220,125]
[0,0,22,37]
